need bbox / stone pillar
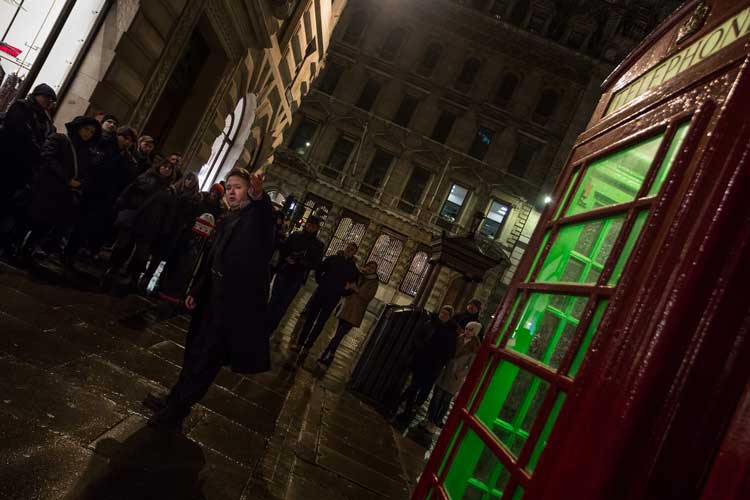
[357,222,382,265]
[390,239,419,290]
[425,266,457,313]
[318,205,343,249]
[415,261,442,309]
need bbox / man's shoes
[147,405,186,433]
[142,392,169,413]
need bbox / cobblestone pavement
[0,260,426,499]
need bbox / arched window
[198,97,245,190]
[456,57,481,87]
[533,89,560,125]
[367,234,404,283]
[343,9,369,44]
[417,43,442,76]
[380,28,406,61]
[494,73,518,107]
[326,217,368,256]
[400,251,430,297]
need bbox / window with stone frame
[432,110,456,143]
[359,149,394,197]
[393,94,419,127]
[468,126,494,161]
[398,165,431,214]
[508,134,543,178]
[479,199,511,239]
[400,251,430,297]
[380,27,406,61]
[343,9,369,44]
[326,217,368,257]
[367,233,405,283]
[456,57,481,89]
[494,73,519,108]
[288,118,318,155]
[439,183,470,224]
[417,42,442,76]
[318,61,344,95]
[356,79,381,111]
[532,89,560,126]
[527,12,549,33]
[322,135,356,180]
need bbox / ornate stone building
[47,0,347,188]
[266,0,682,322]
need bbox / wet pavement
[0,260,427,499]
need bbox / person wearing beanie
[23,116,101,265]
[267,215,325,337]
[0,83,56,249]
[99,114,119,137]
[134,135,155,176]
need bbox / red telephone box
[414,1,750,499]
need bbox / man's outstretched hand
[185,295,197,311]
[250,171,265,199]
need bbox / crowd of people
[0,84,483,437]
[0,84,226,293]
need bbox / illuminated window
[468,126,494,160]
[400,251,430,297]
[326,217,368,257]
[480,200,511,239]
[367,234,404,283]
[440,183,469,223]
[198,97,245,189]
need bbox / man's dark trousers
[297,289,340,348]
[268,273,304,334]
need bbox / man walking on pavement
[144,167,275,431]
[267,216,324,337]
[292,242,359,357]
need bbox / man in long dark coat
[145,167,274,431]
[0,84,55,249]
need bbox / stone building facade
[50,0,347,188]
[266,0,681,322]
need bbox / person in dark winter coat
[133,135,155,176]
[0,84,56,248]
[102,161,175,287]
[144,167,275,431]
[267,216,324,336]
[422,321,482,433]
[140,172,200,287]
[293,242,360,355]
[74,125,137,253]
[197,183,225,220]
[393,305,459,428]
[24,116,100,260]
[318,260,379,367]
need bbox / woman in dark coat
[394,305,459,427]
[24,115,100,260]
[103,160,174,287]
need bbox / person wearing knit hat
[0,83,55,248]
[100,114,119,137]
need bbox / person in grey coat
[422,321,482,433]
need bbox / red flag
[0,42,22,58]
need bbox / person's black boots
[147,403,188,433]
[142,392,169,413]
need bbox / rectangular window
[393,95,419,127]
[479,200,510,239]
[439,183,469,223]
[356,79,381,111]
[508,135,541,178]
[322,136,355,179]
[398,166,431,213]
[431,110,456,143]
[288,119,318,155]
[360,149,394,197]
[469,126,494,160]
[318,62,344,95]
